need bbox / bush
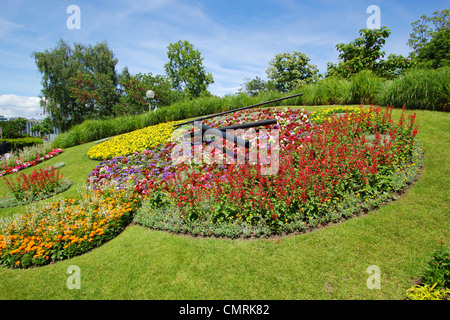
[406,283,450,300]
[298,77,352,105]
[377,66,449,111]
[4,137,43,153]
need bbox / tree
[327,27,391,78]
[1,118,28,139]
[327,26,412,79]
[378,54,412,79]
[33,39,118,131]
[265,51,319,92]
[115,72,184,116]
[69,71,119,119]
[408,10,449,52]
[238,76,270,96]
[164,40,214,98]
[408,10,449,68]
[31,117,54,137]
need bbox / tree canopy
[33,39,118,131]
[266,51,320,92]
[164,40,214,98]
[408,9,449,68]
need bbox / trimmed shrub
[4,137,43,153]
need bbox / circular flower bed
[0,188,141,268]
[90,105,423,237]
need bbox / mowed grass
[0,106,448,300]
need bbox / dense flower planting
[1,167,72,208]
[0,148,63,177]
[161,106,420,232]
[88,105,422,236]
[4,167,65,201]
[0,105,423,267]
[87,120,182,160]
[0,188,142,268]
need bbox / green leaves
[33,39,118,131]
[327,26,403,79]
[265,51,320,92]
[164,40,214,98]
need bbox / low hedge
[4,137,43,153]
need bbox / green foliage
[406,283,450,300]
[69,71,119,118]
[377,66,449,111]
[327,27,390,78]
[408,9,449,53]
[421,243,450,290]
[115,72,183,116]
[4,137,43,153]
[297,77,350,105]
[164,40,214,98]
[238,76,272,96]
[349,70,383,105]
[406,243,450,300]
[415,28,450,69]
[327,27,411,79]
[379,54,412,79]
[33,39,118,131]
[1,117,28,139]
[31,117,55,136]
[266,51,320,92]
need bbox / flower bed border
[0,149,63,177]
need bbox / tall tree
[327,26,411,79]
[164,40,214,98]
[265,51,319,92]
[69,71,119,119]
[327,27,391,78]
[115,73,184,116]
[33,39,118,131]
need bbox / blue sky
[0,0,447,119]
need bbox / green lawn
[0,105,448,300]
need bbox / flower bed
[0,105,424,268]
[0,188,142,268]
[133,106,422,236]
[87,106,423,237]
[0,167,72,208]
[0,148,63,177]
[87,121,182,160]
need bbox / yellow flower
[87,120,183,160]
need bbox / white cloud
[0,17,26,38]
[0,94,43,119]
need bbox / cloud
[0,17,26,38]
[0,94,43,119]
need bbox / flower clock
[0,105,424,268]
